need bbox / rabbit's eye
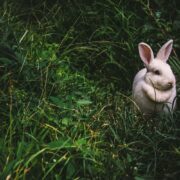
[154,70,161,75]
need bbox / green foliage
[0,0,180,179]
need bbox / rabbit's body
[132,40,176,115]
[133,68,176,114]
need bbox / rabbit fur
[132,40,176,115]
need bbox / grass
[0,0,180,179]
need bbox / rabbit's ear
[138,43,154,65]
[156,39,173,62]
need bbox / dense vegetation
[0,0,180,179]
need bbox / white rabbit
[132,40,176,115]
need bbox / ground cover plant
[0,0,180,179]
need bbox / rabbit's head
[138,40,176,91]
